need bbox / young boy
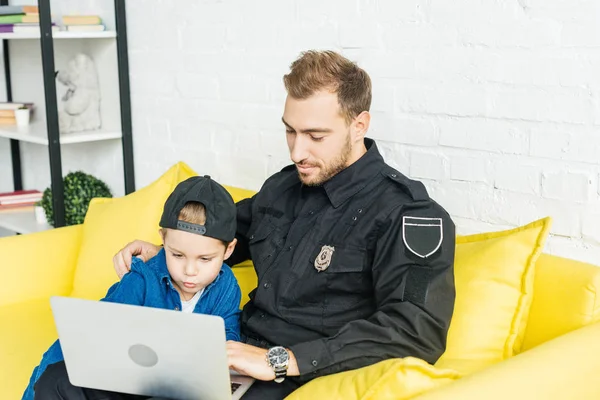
[23,175,242,400]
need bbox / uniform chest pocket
[248,221,289,276]
[309,244,367,273]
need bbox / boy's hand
[112,240,160,279]
[226,341,299,381]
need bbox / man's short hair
[283,50,372,125]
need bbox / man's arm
[225,196,254,267]
[290,202,456,378]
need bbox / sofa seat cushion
[0,298,58,400]
[286,357,461,400]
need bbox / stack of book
[0,102,34,125]
[0,5,58,34]
[62,15,104,32]
[0,189,43,213]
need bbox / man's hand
[112,240,160,279]
[226,341,299,381]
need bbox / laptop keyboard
[231,382,242,393]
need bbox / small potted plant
[40,171,113,226]
[14,105,30,128]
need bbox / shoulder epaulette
[381,167,430,202]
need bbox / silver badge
[314,245,335,272]
[402,216,443,259]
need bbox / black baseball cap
[159,175,237,242]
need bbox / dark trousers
[34,361,300,400]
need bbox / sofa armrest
[413,321,600,400]
[0,225,83,307]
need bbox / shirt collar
[322,138,385,208]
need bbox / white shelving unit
[0,31,116,40]
[0,1,134,236]
[0,120,121,144]
[0,209,51,234]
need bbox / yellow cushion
[520,253,600,351]
[435,217,552,374]
[70,162,197,300]
[0,298,58,400]
[285,358,461,400]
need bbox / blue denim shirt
[22,248,241,400]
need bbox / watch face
[269,347,289,367]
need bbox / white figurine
[56,53,101,133]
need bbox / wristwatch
[266,346,290,383]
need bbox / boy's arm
[101,262,147,305]
[218,269,242,342]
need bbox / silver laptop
[50,296,255,400]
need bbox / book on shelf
[0,203,35,213]
[62,15,101,26]
[66,24,105,32]
[0,116,16,124]
[0,5,38,15]
[0,13,39,24]
[0,189,42,204]
[0,23,58,34]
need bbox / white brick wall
[4,0,600,265]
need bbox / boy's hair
[177,201,206,225]
[283,50,372,125]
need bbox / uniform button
[288,245,294,251]
[263,282,271,289]
[174,306,179,311]
[309,211,314,215]
[357,208,363,213]
[312,360,318,367]
[391,174,397,178]
[260,313,266,318]
[249,235,255,240]
[352,216,357,221]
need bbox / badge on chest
[314,245,335,272]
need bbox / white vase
[34,206,46,224]
[15,108,30,128]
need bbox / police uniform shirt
[227,138,456,381]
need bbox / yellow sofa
[2,163,600,399]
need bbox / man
[40,50,456,399]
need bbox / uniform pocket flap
[309,244,366,273]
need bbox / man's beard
[298,134,352,186]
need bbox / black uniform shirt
[227,138,456,381]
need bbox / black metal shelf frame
[1,0,135,228]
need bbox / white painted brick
[180,25,228,52]
[529,126,600,165]
[489,87,595,124]
[409,152,447,181]
[382,22,458,48]
[266,156,293,179]
[424,180,491,220]
[542,172,594,203]
[582,206,600,245]
[220,155,267,192]
[458,19,561,48]
[450,157,490,184]
[493,163,541,195]
[175,74,219,100]
[396,82,488,117]
[370,78,396,113]
[438,118,530,155]
[371,0,422,22]
[219,75,269,104]
[545,235,600,266]
[259,130,289,157]
[369,113,438,146]
[339,23,382,49]
[377,141,410,174]
[452,216,515,236]
[562,22,600,47]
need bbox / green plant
[40,171,112,226]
